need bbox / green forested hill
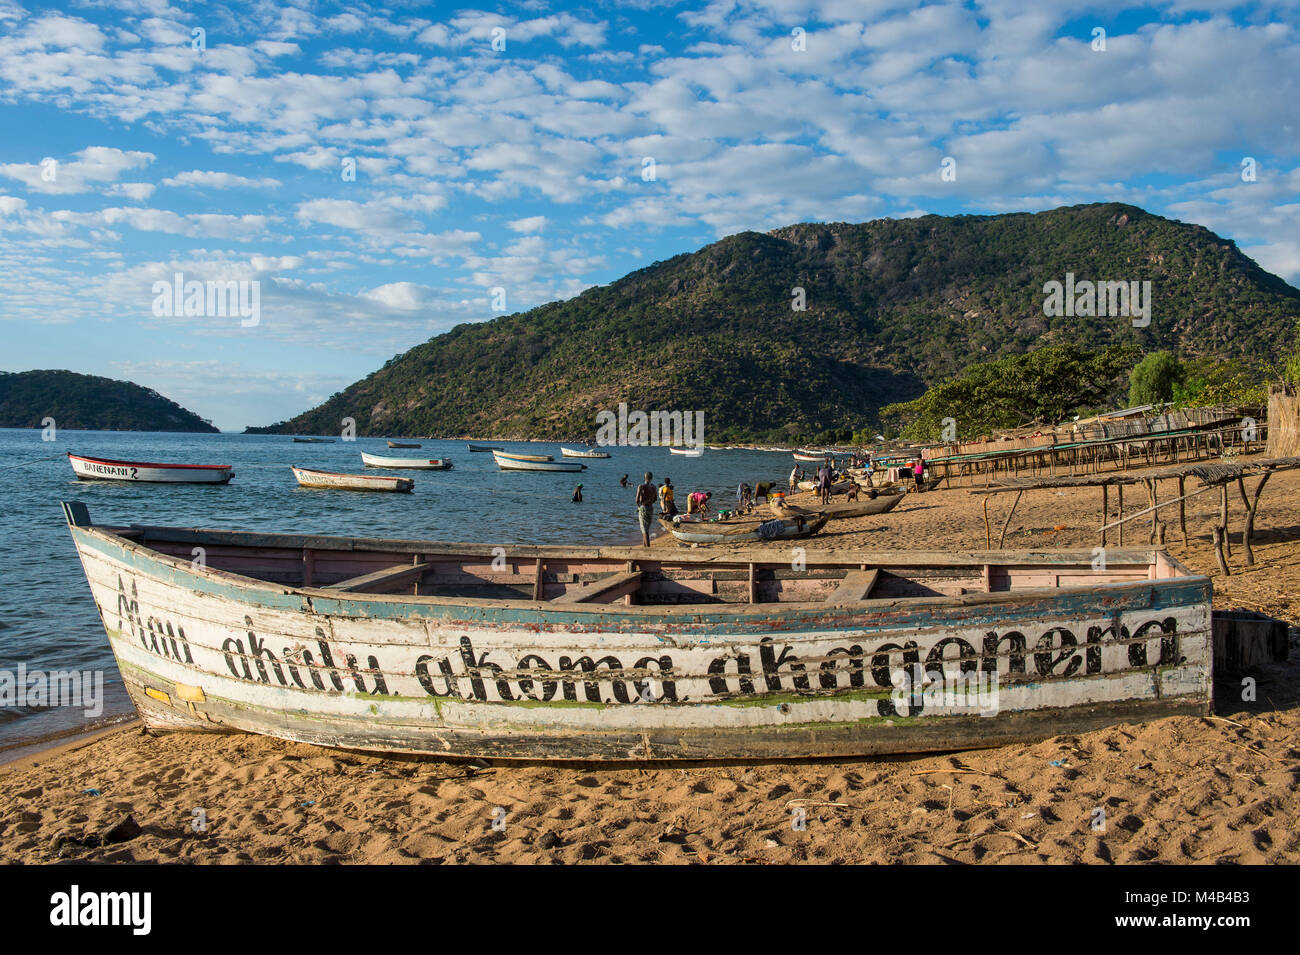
[0,370,218,433]
[248,202,1300,443]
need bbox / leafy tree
[879,344,1139,441]
[1128,351,1185,407]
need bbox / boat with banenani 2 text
[63,501,1214,761]
[68,453,234,484]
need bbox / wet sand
[3,466,1298,864]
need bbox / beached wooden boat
[291,467,413,493]
[293,437,335,444]
[797,479,852,494]
[659,513,830,544]
[68,453,233,484]
[62,500,1215,761]
[561,447,611,459]
[360,452,452,470]
[668,447,703,456]
[492,451,584,472]
[387,441,422,449]
[770,495,905,520]
[467,444,504,452]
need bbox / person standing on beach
[817,462,832,505]
[789,465,799,494]
[659,477,677,517]
[635,472,656,546]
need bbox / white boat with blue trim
[63,502,1214,761]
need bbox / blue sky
[1,0,1297,430]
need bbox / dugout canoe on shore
[770,494,905,521]
[660,513,830,544]
[63,501,1216,761]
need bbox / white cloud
[507,215,548,233]
[0,147,155,195]
[162,170,282,189]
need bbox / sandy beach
[4,465,1298,865]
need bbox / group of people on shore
[632,472,715,546]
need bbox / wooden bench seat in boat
[550,571,643,604]
[328,562,430,593]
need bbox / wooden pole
[997,490,1023,548]
[1220,484,1231,558]
[1100,485,1108,547]
[983,498,991,550]
[1177,475,1188,546]
[1117,484,1124,546]
[1241,472,1272,567]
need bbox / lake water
[0,429,807,752]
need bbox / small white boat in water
[668,447,703,456]
[292,466,413,493]
[493,450,585,472]
[68,453,233,484]
[560,446,610,459]
[360,452,452,470]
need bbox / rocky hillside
[248,203,1300,443]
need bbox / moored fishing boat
[659,513,829,544]
[360,452,452,470]
[62,501,1215,761]
[68,453,234,484]
[291,466,413,493]
[668,447,703,456]
[792,451,826,462]
[293,437,335,444]
[467,444,504,452]
[492,450,584,472]
[493,450,553,463]
[560,446,611,459]
[387,441,422,449]
[770,495,904,520]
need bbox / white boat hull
[493,451,585,472]
[62,503,1215,761]
[68,454,233,484]
[360,452,451,470]
[560,447,610,458]
[292,467,413,492]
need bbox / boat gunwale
[72,521,1211,620]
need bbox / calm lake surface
[0,429,805,751]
